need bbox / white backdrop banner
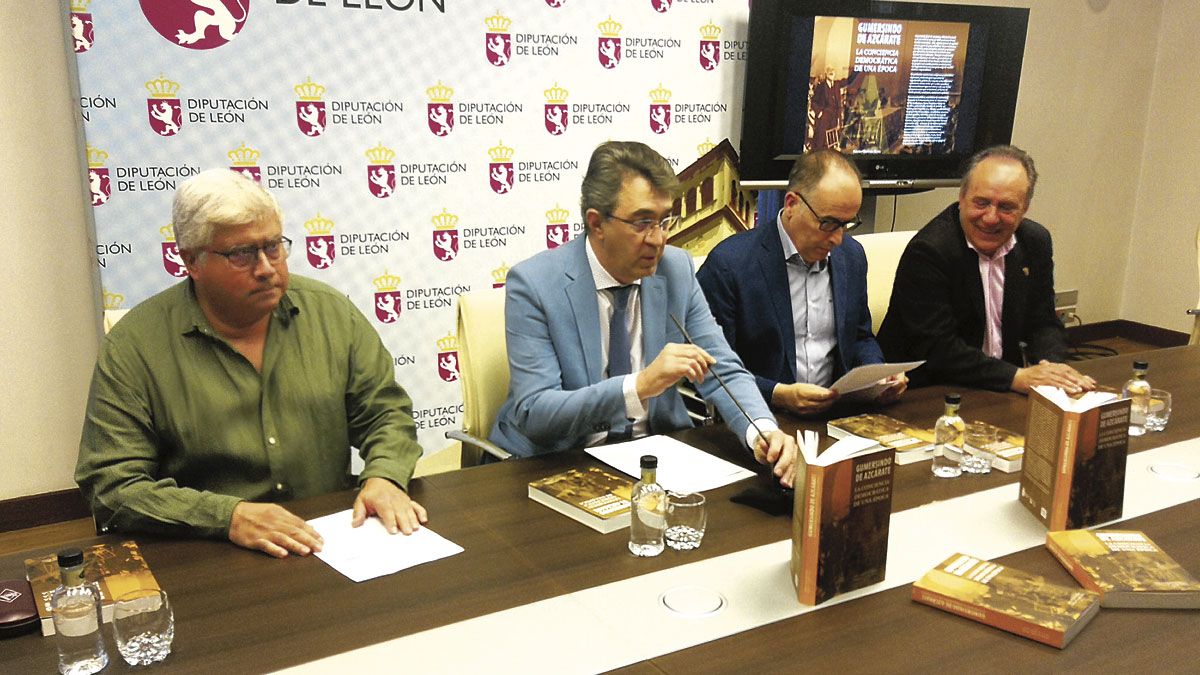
[71,0,752,455]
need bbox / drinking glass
[1145,390,1172,432]
[962,422,998,474]
[112,589,173,666]
[665,492,707,551]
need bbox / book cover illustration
[1020,387,1129,530]
[24,540,160,636]
[1047,529,1200,608]
[912,553,1100,648]
[827,413,932,452]
[528,467,632,520]
[792,432,895,605]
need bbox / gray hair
[961,145,1038,205]
[580,141,680,225]
[171,169,282,252]
[786,149,862,194]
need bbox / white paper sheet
[829,360,924,395]
[585,435,756,493]
[308,510,464,583]
[1032,385,1119,411]
[798,428,881,467]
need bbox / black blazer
[876,202,1067,391]
[697,217,884,402]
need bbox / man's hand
[752,429,798,488]
[635,343,716,400]
[228,502,324,559]
[1011,360,1096,395]
[352,477,427,535]
[772,382,839,415]
[874,373,908,404]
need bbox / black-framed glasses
[792,192,861,232]
[208,236,292,270]
[606,213,681,234]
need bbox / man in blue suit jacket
[698,150,905,416]
[490,141,797,486]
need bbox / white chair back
[855,230,917,335]
[454,288,510,465]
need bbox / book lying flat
[912,552,1100,649]
[826,414,934,465]
[24,540,161,637]
[528,467,633,534]
[1046,529,1200,608]
[791,431,895,605]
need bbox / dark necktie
[607,285,634,441]
[607,285,634,378]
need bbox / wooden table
[3,347,1197,672]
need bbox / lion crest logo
[141,0,249,50]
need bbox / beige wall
[1122,1,1200,333]
[0,1,100,502]
[0,0,1190,502]
[875,0,1164,329]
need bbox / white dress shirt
[777,214,837,387]
[585,237,648,445]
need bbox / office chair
[102,309,129,334]
[854,230,917,335]
[445,288,513,466]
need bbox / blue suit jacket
[696,219,884,403]
[489,235,773,457]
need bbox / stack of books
[912,530,1200,647]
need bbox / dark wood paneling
[1069,320,1188,348]
[0,488,89,534]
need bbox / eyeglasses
[792,192,861,232]
[606,213,681,234]
[208,236,292,270]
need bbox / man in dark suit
[698,150,905,416]
[489,141,797,486]
[877,145,1095,393]
[810,68,843,151]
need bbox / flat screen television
[738,0,1029,189]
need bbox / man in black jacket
[877,145,1094,394]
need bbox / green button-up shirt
[76,275,422,539]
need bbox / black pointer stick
[669,313,768,449]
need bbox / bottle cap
[944,393,961,405]
[1133,360,1149,371]
[57,548,84,568]
[639,455,658,469]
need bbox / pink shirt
[966,236,1016,359]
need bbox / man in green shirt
[77,169,426,558]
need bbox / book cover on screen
[790,432,895,606]
[826,413,934,465]
[24,540,160,637]
[1046,529,1200,609]
[912,553,1100,649]
[528,467,633,534]
[1018,387,1130,531]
